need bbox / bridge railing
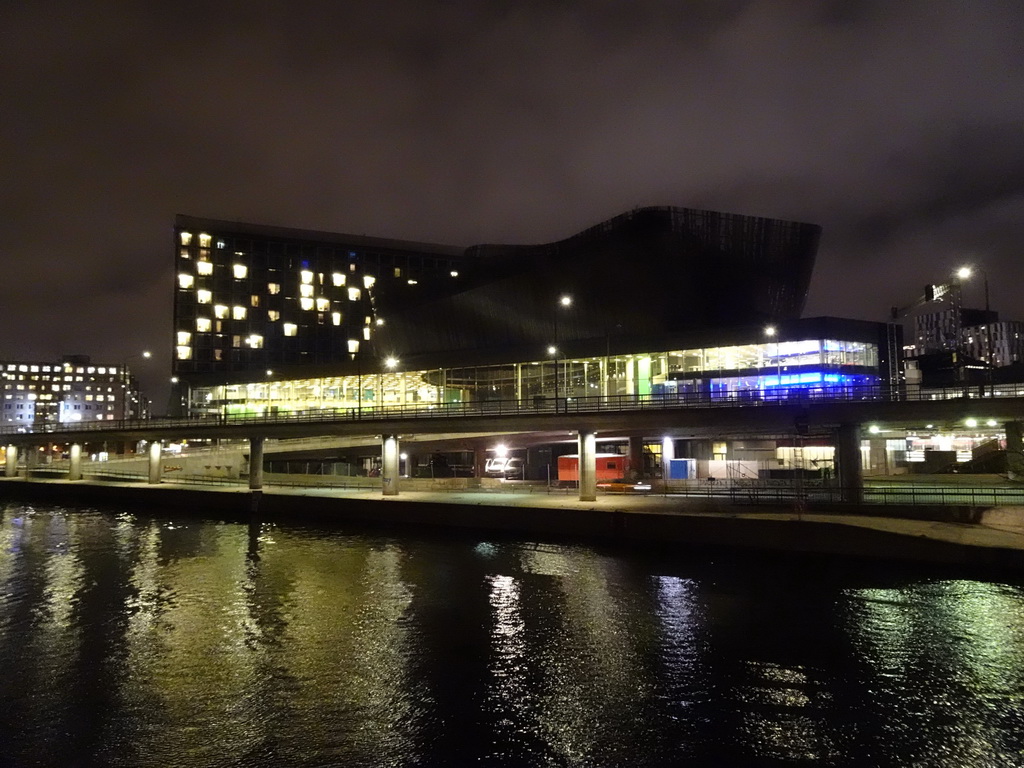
[5,381,1024,437]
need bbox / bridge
[4,384,1024,503]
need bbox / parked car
[485,457,524,480]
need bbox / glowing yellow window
[198,233,211,247]
[268,282,280,294]
[232,306,246,320]
[233,264,247,279]
[176,331,191,345]
[267,310,280,321]
[348,287,361,302]
[331,312,342,326]
[246,334,264,349]
[179,232,192,246]
[332,272,345,286]
[197,290,212,304]
[347,339,360,354]
[283,323,298,337]
[214,304,228,319]
[300,270,313,284]
[176,346,192,360]
[299,284,314,298]
[316,298,330,312]
[250,295,260,307]
[180,249,190,260]
[197,261,213,276]
[363,275,376,289]
[196,317,212,332]
[363,327,371,341]
[299,297,314,311]
[393,267,401,277]
[178,274,194,289]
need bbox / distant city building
[0,355,145,430]
[910,307,1024,367]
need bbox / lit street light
[957,264,993,377]
[764,326,780,399]
[122,350,152,420]
[552,295,573,411]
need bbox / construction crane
[890,281,958,320]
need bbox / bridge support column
[836,424,863,504]
[474,442,487,479]
[69,444,83,481]
[1006,421,1024,481]
[578,430,597,502]
[382,435,400,496]
[628,435,644,479]
[4,445,18,477]
[661,436,675,482]
[249,437,265,490]
[148,441,162,484]
[25,446,38,477]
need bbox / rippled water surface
[1,502,1023,767]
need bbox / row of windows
[2,364,119,375]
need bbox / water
[1,502,1023,767]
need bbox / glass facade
[190,338,880,416]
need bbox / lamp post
[170,376,192,419]
[381,356,399,411]
[122,351,152,420]
[764,326,780,400]
[552,294,572,411]
[957,265,993,383]
[348,340,361,418]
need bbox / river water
[1,501,1023,767]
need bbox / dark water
[1,503,1023,768]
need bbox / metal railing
[5,382,1024,438]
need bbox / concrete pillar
[25,446,39,477]
[382,434,399,496]
[578,429,597,502]
[249,436,265,490]
[628,435,644,479]
[867,438,889,476]
[148,441,162,484]
[835,424,863,504]
[474,442,488,478]
[1006,421,1024,481]
[4,445,18,478]
[69,443,83,481]
[661,436,676,481]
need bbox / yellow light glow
[267,310,280,321]
[348,287,361,302]
[197,290,212,304]
[363,326,371,341]
[196,317,212,332]
[176,331,191,345]
[176,345,192,360]
[301,270,313,284]
[268,282,280,294]
[347,339,359,354]
[332,272,345,286]
[214,304,228,319]
[331,312,342,326]
[232,306,246,320]
[233,264,247,279]
[283,323,298,336]
[363,275,376,289]
[197,261,213,275]
[247,334,263,349]
[300,297,314,311]
[300,284,314,298]
[198,233,211,247]
[316,297,330,312]
[178,274,194,289]
[180,232,192,246]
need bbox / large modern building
[1,355,146,430]
[172,207,894,419]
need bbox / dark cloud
[1,0,1023,407]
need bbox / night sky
[3,1,1023,409]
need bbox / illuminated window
[196,317,212,332]
[283,323,298,337]
[268,282,280,294]
[180,249,190,260]
[233,264,247,279]
[332,272,345,286]
[178,273,194,289]
[197,261,213,276]
[198,233,212,247]
[213,349,223,361]
[300,284,314,298]
[216,240,226,249]
[350,263,357,272]
[316,297,330,312]
[232,306,246,320]
[250,295,260,307]
[450,270,459,277]
[246,334,264,349]
[363,326,371,341]
[347,339,359,354]
[176,345,192,360]
[232,335,241,348]
[301,270,313,284]
[300,297,314,311]
[177,331,191,345]
[267,310,280,321]
[407,279,418,285]
[393,267,401,277]
[363,275,376,289]
[348,287,361,302]
[197,290,212,304]
[331,312,342,326]
[180,232,192,246]
[214,304,228,319]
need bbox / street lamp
[381,356,399,409]
[170,376,192,419]
[348,339,361,418]
[957,265,994,379]
[122,350,152,420]
[764,326,780,400]
[552,294,573,410]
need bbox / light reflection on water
[1,503,1023,767]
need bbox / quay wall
[0,479,1020,572]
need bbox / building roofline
[174,214,467,258]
